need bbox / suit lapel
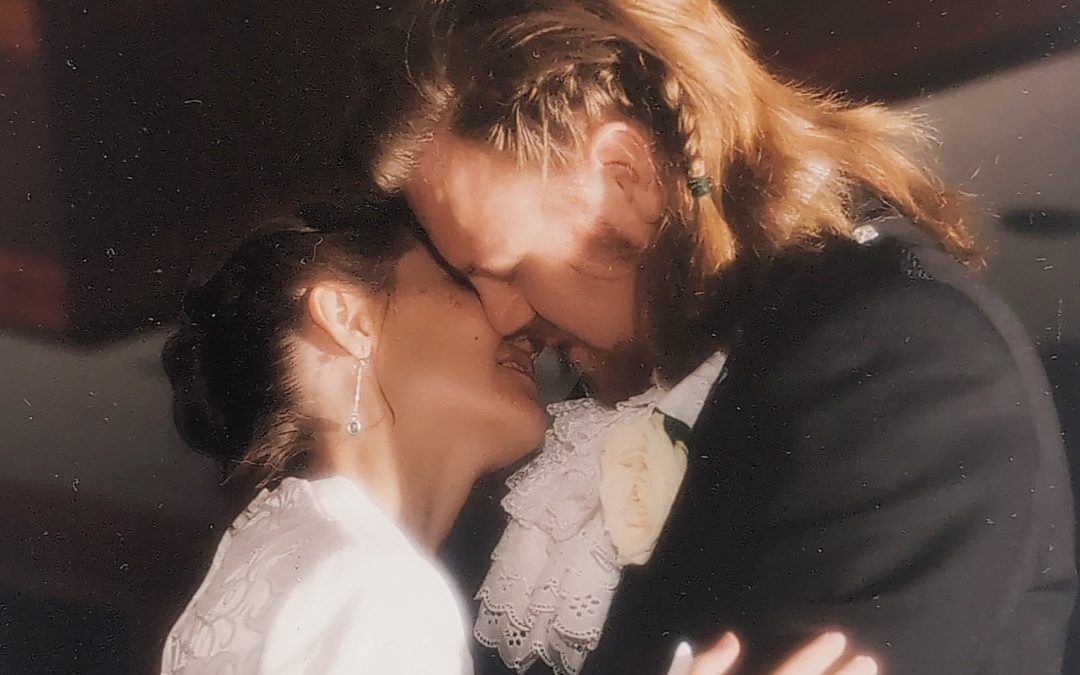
[578,367,739,674]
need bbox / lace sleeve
[263,546,473,675]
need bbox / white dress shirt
[475,351,728,675]
[160,475,473,674]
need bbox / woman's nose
[473,278,536,336]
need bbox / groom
[350,0,1076,672]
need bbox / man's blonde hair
[366,0,978,373]
[375,0,975,264]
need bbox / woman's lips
[496,342,537,381]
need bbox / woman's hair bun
[162,195,417,483]
[161,320,233,462]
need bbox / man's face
[404,131,660,398]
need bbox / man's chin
[563,342,652,405]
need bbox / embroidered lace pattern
[475,390,663,675]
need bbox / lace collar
[474,351,728,675]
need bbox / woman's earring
[346,357,367,435]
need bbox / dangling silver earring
[346,357,367,435]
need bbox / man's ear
[587,121,664,237]
[306,283,376,360]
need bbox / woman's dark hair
[162,197,416,489]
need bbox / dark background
[1,1,1078,672]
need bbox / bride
[157,198,876,674]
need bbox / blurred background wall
[1,1,1078,672]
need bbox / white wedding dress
[160,475,473,675]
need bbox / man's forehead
[411,143,496,223]
[409,133,559,272]
[423,132,497,181]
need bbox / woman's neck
[318,421,478,551]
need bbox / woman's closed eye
[414,237,479,291]
[432,258,477,293]
[447,266,477,291]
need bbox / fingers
[772,632,850,675]
[833,655,879,675]
[686,632,741,675]
[680,631,878,675]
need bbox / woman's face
[374,246,548,472]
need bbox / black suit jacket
[447,220,1076,675]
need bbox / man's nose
[473,278,536,336]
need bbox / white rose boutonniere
[599,412,689,566]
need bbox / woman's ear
[306,283,376,360]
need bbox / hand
[686,632,878,675]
